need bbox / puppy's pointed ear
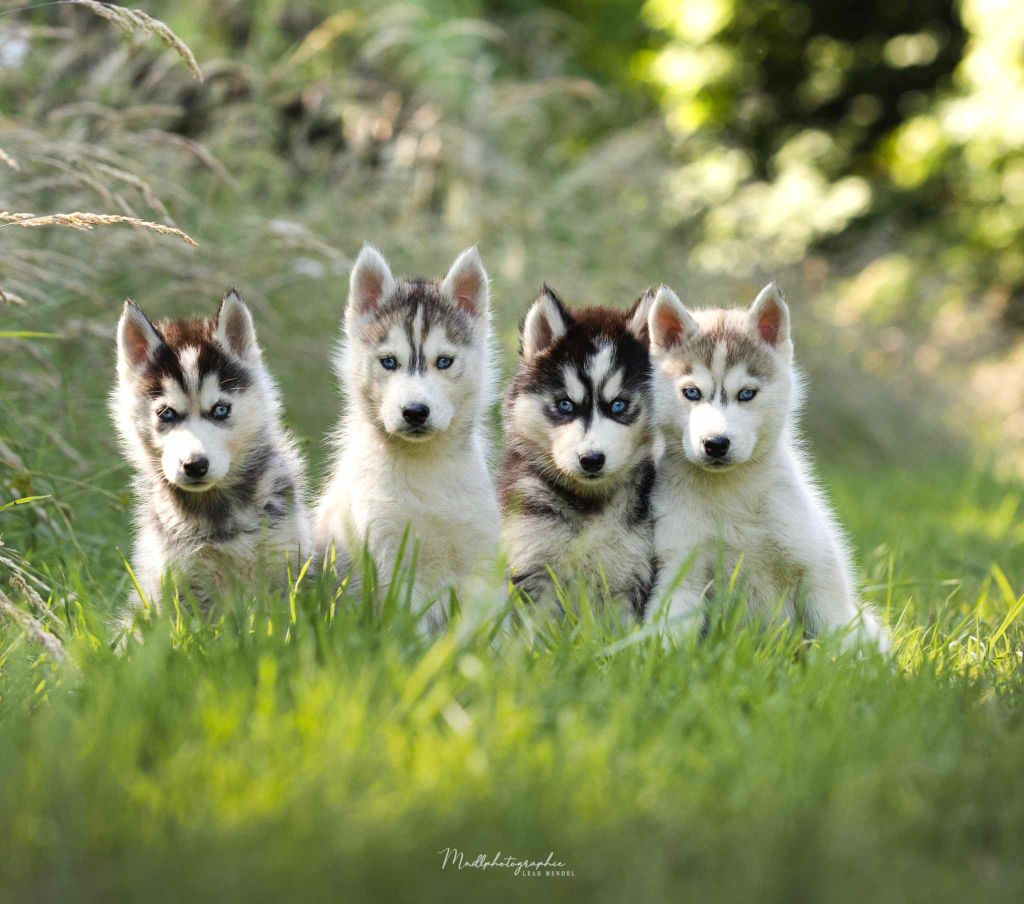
[626,288,657,343]
[442,246,489,317]
[117,300,163,372]
[348,244,396,321]
[216,288,258,359]
[522,285,571,360]
[647,285,697,352]
[748,282,790,350]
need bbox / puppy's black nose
[579,451,606,473]
[402,403,430,427]
[703,436,731,459]
[183,456,209,479]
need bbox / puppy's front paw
[841,610,891,655]
[652,610,703,652]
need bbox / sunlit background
[3,0,1022,466]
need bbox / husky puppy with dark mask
[499,286,658,619]
[112,291,310,635]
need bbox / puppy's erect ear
[748,282,791,350]
[117,300,163,372]
[626,288,658,343]
[442,246,489,317]
[348,244,396,321]
[216,288,258,359]
[647,285,697,352]
[522,285,571,360]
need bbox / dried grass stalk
[0,211,198,246]
[0,148,19,172]
[72,0,204,82]
[0,587,69,666]
[0,287,28,306]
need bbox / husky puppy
[646,282,887,649]
[112,291,310,631]
[499,287,658,619]
[314,245,501,630]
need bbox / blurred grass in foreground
[1,461,1022,903]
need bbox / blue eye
[556,398,575,415]
[211,402,231,420]
[436,356,453,370]
[683,387,702,402]
[157,407,178,423]
[380,356,398,371]
[610,399,628,415]
[737,388,757,402]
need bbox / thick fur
[647,283,888,650]
[111,290,310,636]
[313,245,501,631]
[499,287,658,619]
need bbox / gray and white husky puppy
[646,282,888,649]
[499,286,658,619]
[112,291,310,632]
[313,245,501,630]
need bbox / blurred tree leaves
[639,0,1024,325]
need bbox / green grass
[1,460,1022,903]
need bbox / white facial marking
[587,343,615,389]
[178,346,201,396]
[602,367,624,402]
[412,305,425,351]
[710,341,727,390]
[562,367,585,404]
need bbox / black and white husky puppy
[499,287,658,619]
[314,245,501,631]
[112,291,310,631]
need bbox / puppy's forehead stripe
[601,367,624,401]
[710,342,727,379]
[674,326,776,381]
[562,366,586,402]
[406,304,427,373]
[178,346,201,394]
[362,280,475,348]
[586,343,615,388]
[200,373,223,404]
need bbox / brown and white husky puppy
[112,291,310,635]
[313,245,501,631]
[646,282,888,650]
[499,286,658,619]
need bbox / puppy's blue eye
[683,387,702,402]
[380,356,398,371]
[610,399,628,415]
[211,402,231,420]
[436,356,453,370]
[556,398,575,415]
[157,407,178,423]
[737,388,758,402]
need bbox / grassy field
[2,2,1024,901]
[1,446,1022,902]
